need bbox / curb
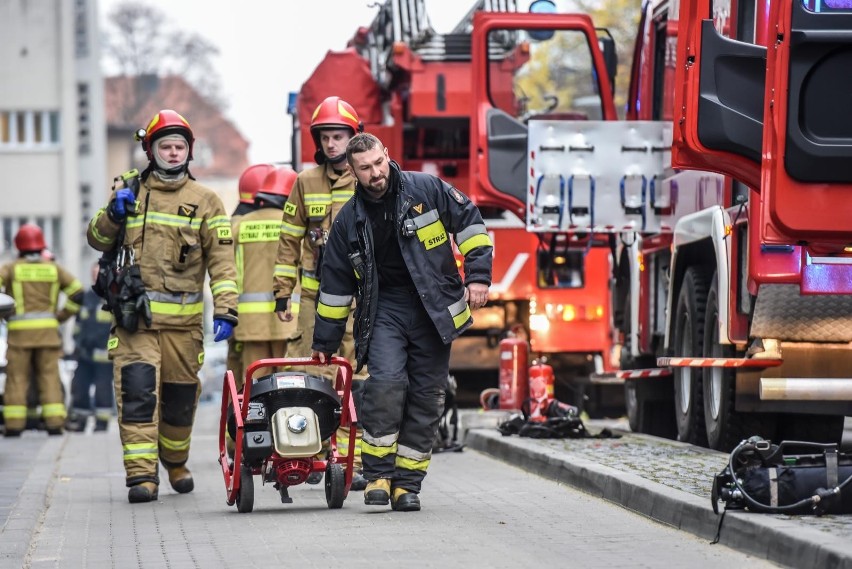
[465,428,852,569]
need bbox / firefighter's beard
[361,174,388,199]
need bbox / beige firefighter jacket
[232,207,297,342]
[87,173,238,331]
[0,256,83,348]
[273,163,355,301]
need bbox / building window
[74,0,89,58]
[0,111,61,150]
[78,83,91,154]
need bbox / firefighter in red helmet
[87,109,239,504]
[1,224,83,436]
[233,166,300,386]
[226,164,276,383]
[273,96,368,490]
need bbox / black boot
[391,488,421,512]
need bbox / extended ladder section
[357,0,518,86]
[527,120,670,234]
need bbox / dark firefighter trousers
[109,327,204,487]
[360,287,449,493]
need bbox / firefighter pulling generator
[218,356,357,513]
[290,0,621,416]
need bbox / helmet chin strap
[327,153,347,165]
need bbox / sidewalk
[462,410,852,569]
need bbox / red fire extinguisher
[497,335,529,411]
[527,359,555,422]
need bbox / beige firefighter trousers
[4,345,65,431]
[109,326,204,486]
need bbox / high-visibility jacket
[232,206,296,342]
[0,256,83,348]
[273,163,355,302]
[312,161,493,368]
[86,173,238,330]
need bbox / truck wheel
[702,277,775,451]
[673,267,710,446]
[626,378,676,438]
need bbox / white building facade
[0,0,106,277]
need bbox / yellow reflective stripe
[4,405,27,419]
[8,318,59,330]
[123,442,159,462]
[395,456,430,471]
[301,274,319,291]
[238,220,281,242]
[281,222,306,237]
[332,190,354,203]
[207,215,230,229]
[64,299,81,314]
[63,279,83,296]
[211,280,238,296]
[15,263,58,282]
[317,302,349,320]
[96,310,113,322]
[361,440,398,459]
[238,301,276,313]
[150,301,203,315]
[304,194,332,203]
[143,212,204,229]
[274,264,297,278]
[89,210,114,245]
[158,434,191,451]
[416,220,448,250]
[42,403,66,418]
[458,233,493,255]
[452,305,471,329]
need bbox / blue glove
[213,318,234,342]
[110,188,136,220]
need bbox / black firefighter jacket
[312,162,493,369]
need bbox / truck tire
[673,267,710,446]
[702,276,775,451]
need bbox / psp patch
[217,226,233,244]
[284,202,297,216]
[449,187,466,204]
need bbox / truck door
[469,12,618,219]
[673,0,852,241]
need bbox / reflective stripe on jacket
[86,173,238,330]
[272,163,355,301]
[0,257,83,347]
[312,161,493,368]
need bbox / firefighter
[0,224,84,436]
[273,96,368,491]
[227,164,276,384]
[312,133,493,512]
[66,262,114,432]
[86,109,239,504]
[233,166,299,384]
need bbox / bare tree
[102,1,226,111]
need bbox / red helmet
[310,96,363,140]
[238,164,276,204]
[14,224,46,252]
[137,109,195,161]
[257,167,298,198]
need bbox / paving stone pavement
[0,402,780,569]
[462,410,852,569]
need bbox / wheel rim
[708,317,722,421]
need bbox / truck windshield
[487,28,603,122]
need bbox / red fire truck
[289,0,622,415]
[515,0,852,450]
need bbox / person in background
[86,109,239,504]
[227,163,276,384]
[66,262,115,433]
[0,224,83,436]
[312,133,493,512]
[273,96,369,491]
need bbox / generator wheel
[325,463,345,509]
[236,464,254,513]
